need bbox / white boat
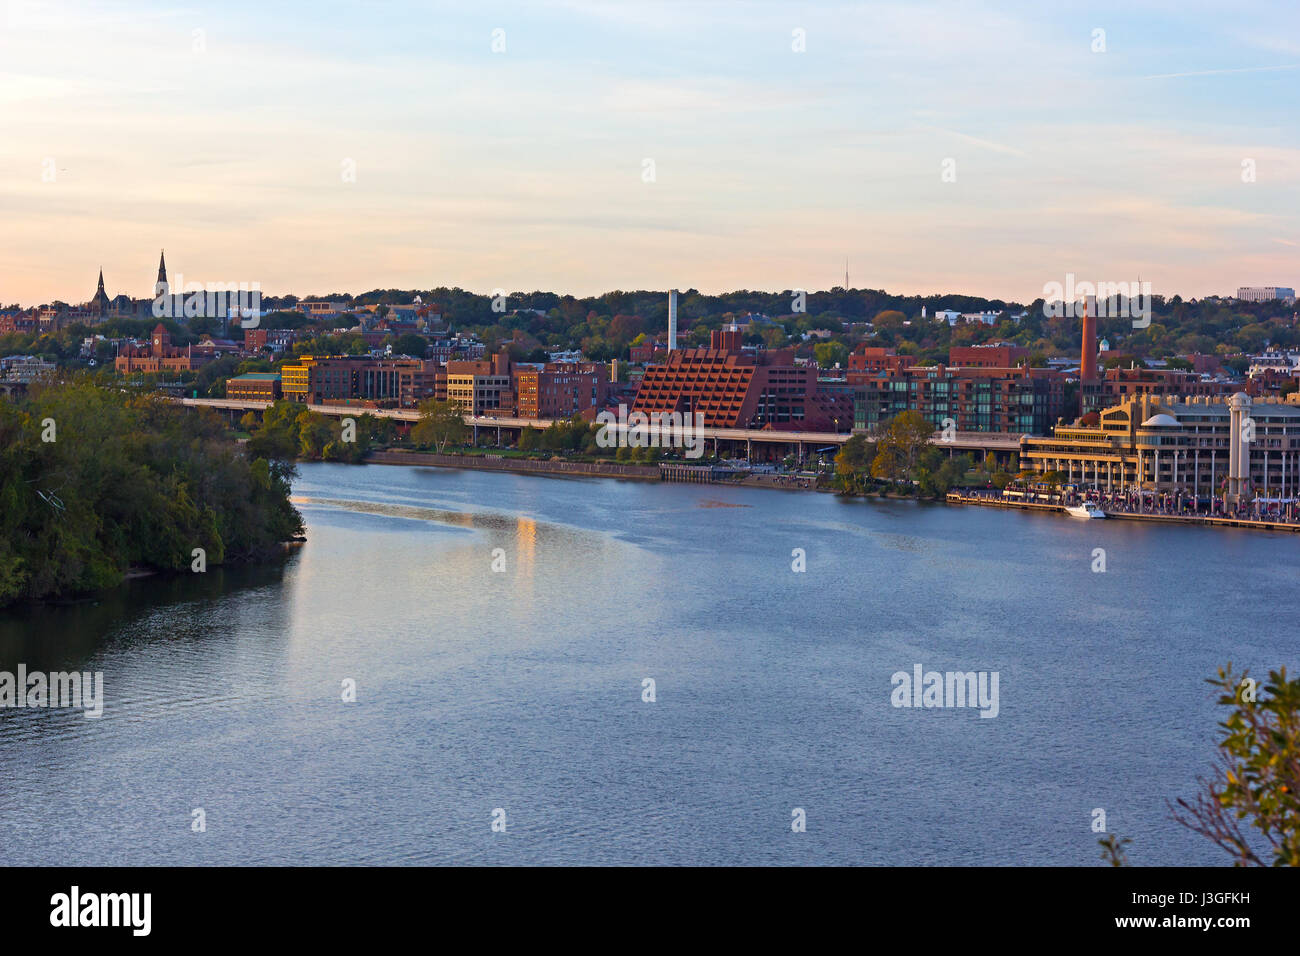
[1065,501,1106,519]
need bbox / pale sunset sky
[1,0,1297,306]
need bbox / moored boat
[1064,501,1106,519]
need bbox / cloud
[1140,64,1300,80]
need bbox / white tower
[668,289,678,352]
[1226,392,1252,506]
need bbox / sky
[1,0,1297,307]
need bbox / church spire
[157,249,167,286]
[91,268,111,314]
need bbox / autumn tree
[411,399,468,452]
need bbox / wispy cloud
[1141,64,1300,80]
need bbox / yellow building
[279,357,317,402]
[1021,393,1300,501]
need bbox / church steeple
[91,268,111,314]
[157,250,167,286]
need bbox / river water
[0,461,1293,865]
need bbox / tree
[813,341,849,369]
[391,333,429,357]
[1170,666,1300,866]
[833,434,873,494]
[871,411,932,479]
[411,399,468,452]
[0,382,302,607]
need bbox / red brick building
[115,324,215,374]
[1080,367,1238,415]
[848,345,915,373]
[245,328,296,353]
[852,364,1067,434]
[632,328,852,431]
[516,362,610,419]
[0,311,37,335]
[949,343,1030,368]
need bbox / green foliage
[0,383,302,607]
[833,434,874,494]
[244,401,385,463]
[410,399,468,453]
[834,418,968,498]
[871,411,933,480]
[1098,835,1131,866]
[813,341,850,369]
[1171,666,1300,866]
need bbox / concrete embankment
[946,493,1300,533]
[366,450,661,481]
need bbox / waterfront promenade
[948,490,1300,533]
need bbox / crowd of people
[1069,488,1300,523]
[957,485,1300,525]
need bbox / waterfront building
[1080,367,1239,415]
[516,361,609,419]
[850,364,1067,435]
[1021,393,1300,501]
[446,353,515,416]
[226,372,282,402]
[632,326,852,431]
[278,355,439,407]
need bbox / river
[1,461,1293,865]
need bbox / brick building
[278,355,439,407]
[226,373,282,401]
[632,327,852,431]
[1080,367,1239,416]
[115,324,216,374]
[447,353,514,416]
[847,345,916,374]
[516,361,610,419]
[851,364,1067,435]
[948,343,1030,368]
[245,328,297,353]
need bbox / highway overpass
[180,397,1024,457]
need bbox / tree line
[0,381,302,608]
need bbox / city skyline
[2,0,1298,307]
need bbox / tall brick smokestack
[1080,294,1097,381]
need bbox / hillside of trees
[0,381,303,608]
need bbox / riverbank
[366,450,662,480]
[365,450,846,492]
[946,492,1300,533]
